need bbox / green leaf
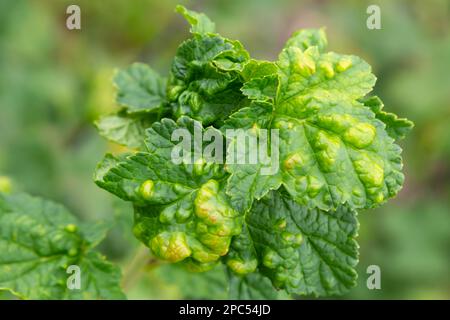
[224,37,407,211]
[0,193,124,300]
[227,190,359,297]
[176,5,215,34]
[360,96,414,140]
[114,63,167,113]
[228,270,282,300]
[284,28,328,52]
[95,117,243,270]
[240,59,278,81]
[167,34,249,125]
[95,112,157,148]
[241,75,278,102]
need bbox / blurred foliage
[0,0,448,299]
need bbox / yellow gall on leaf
[283,153,304,170]
[343,123,376,148]
[293,48,316,76]
[150,232,191,263]
[139,179,155,200]
[227,258,258,275]
[319,61,335,78]
[336,58,352,72]
[307,175,324,197]
[354,153,384,188]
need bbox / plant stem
[121,244,159,293]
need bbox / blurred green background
[0,0,449,299]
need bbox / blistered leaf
[224,36,408,212]
[241,75,278,102]
[176,5,215,34]
[167,34,249,125]
[95,117,242,270]
[114,63,167,113]
[227,190,359,297]
[0,193,124,300]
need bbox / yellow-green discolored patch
[314,131,341,171]
[189,180,243,260]
[353,153,384,188]
[281,231,303,247]
[315,114,357,133]
[191,249,220,263]
[319,61,334,78]
[372,191,385,203]
[139,179,155,200]
[183,259,218,272]
[307,175,324,197]
[198,233,231,256]
[227,258,258,275]
[293,48,316,76]
[283,153,305,170]
[336,58,352,72]
[273,119,293,130]
[194,180,236,220]
[343,123,376,148]
[150,232,192,263]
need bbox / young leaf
[95,112,157,148]
[283,28,328,52]
[0,193,125,300]
[114,63,167,114]
[176,5,215,35]
[167,30,250,125]
[226,190,359,297]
